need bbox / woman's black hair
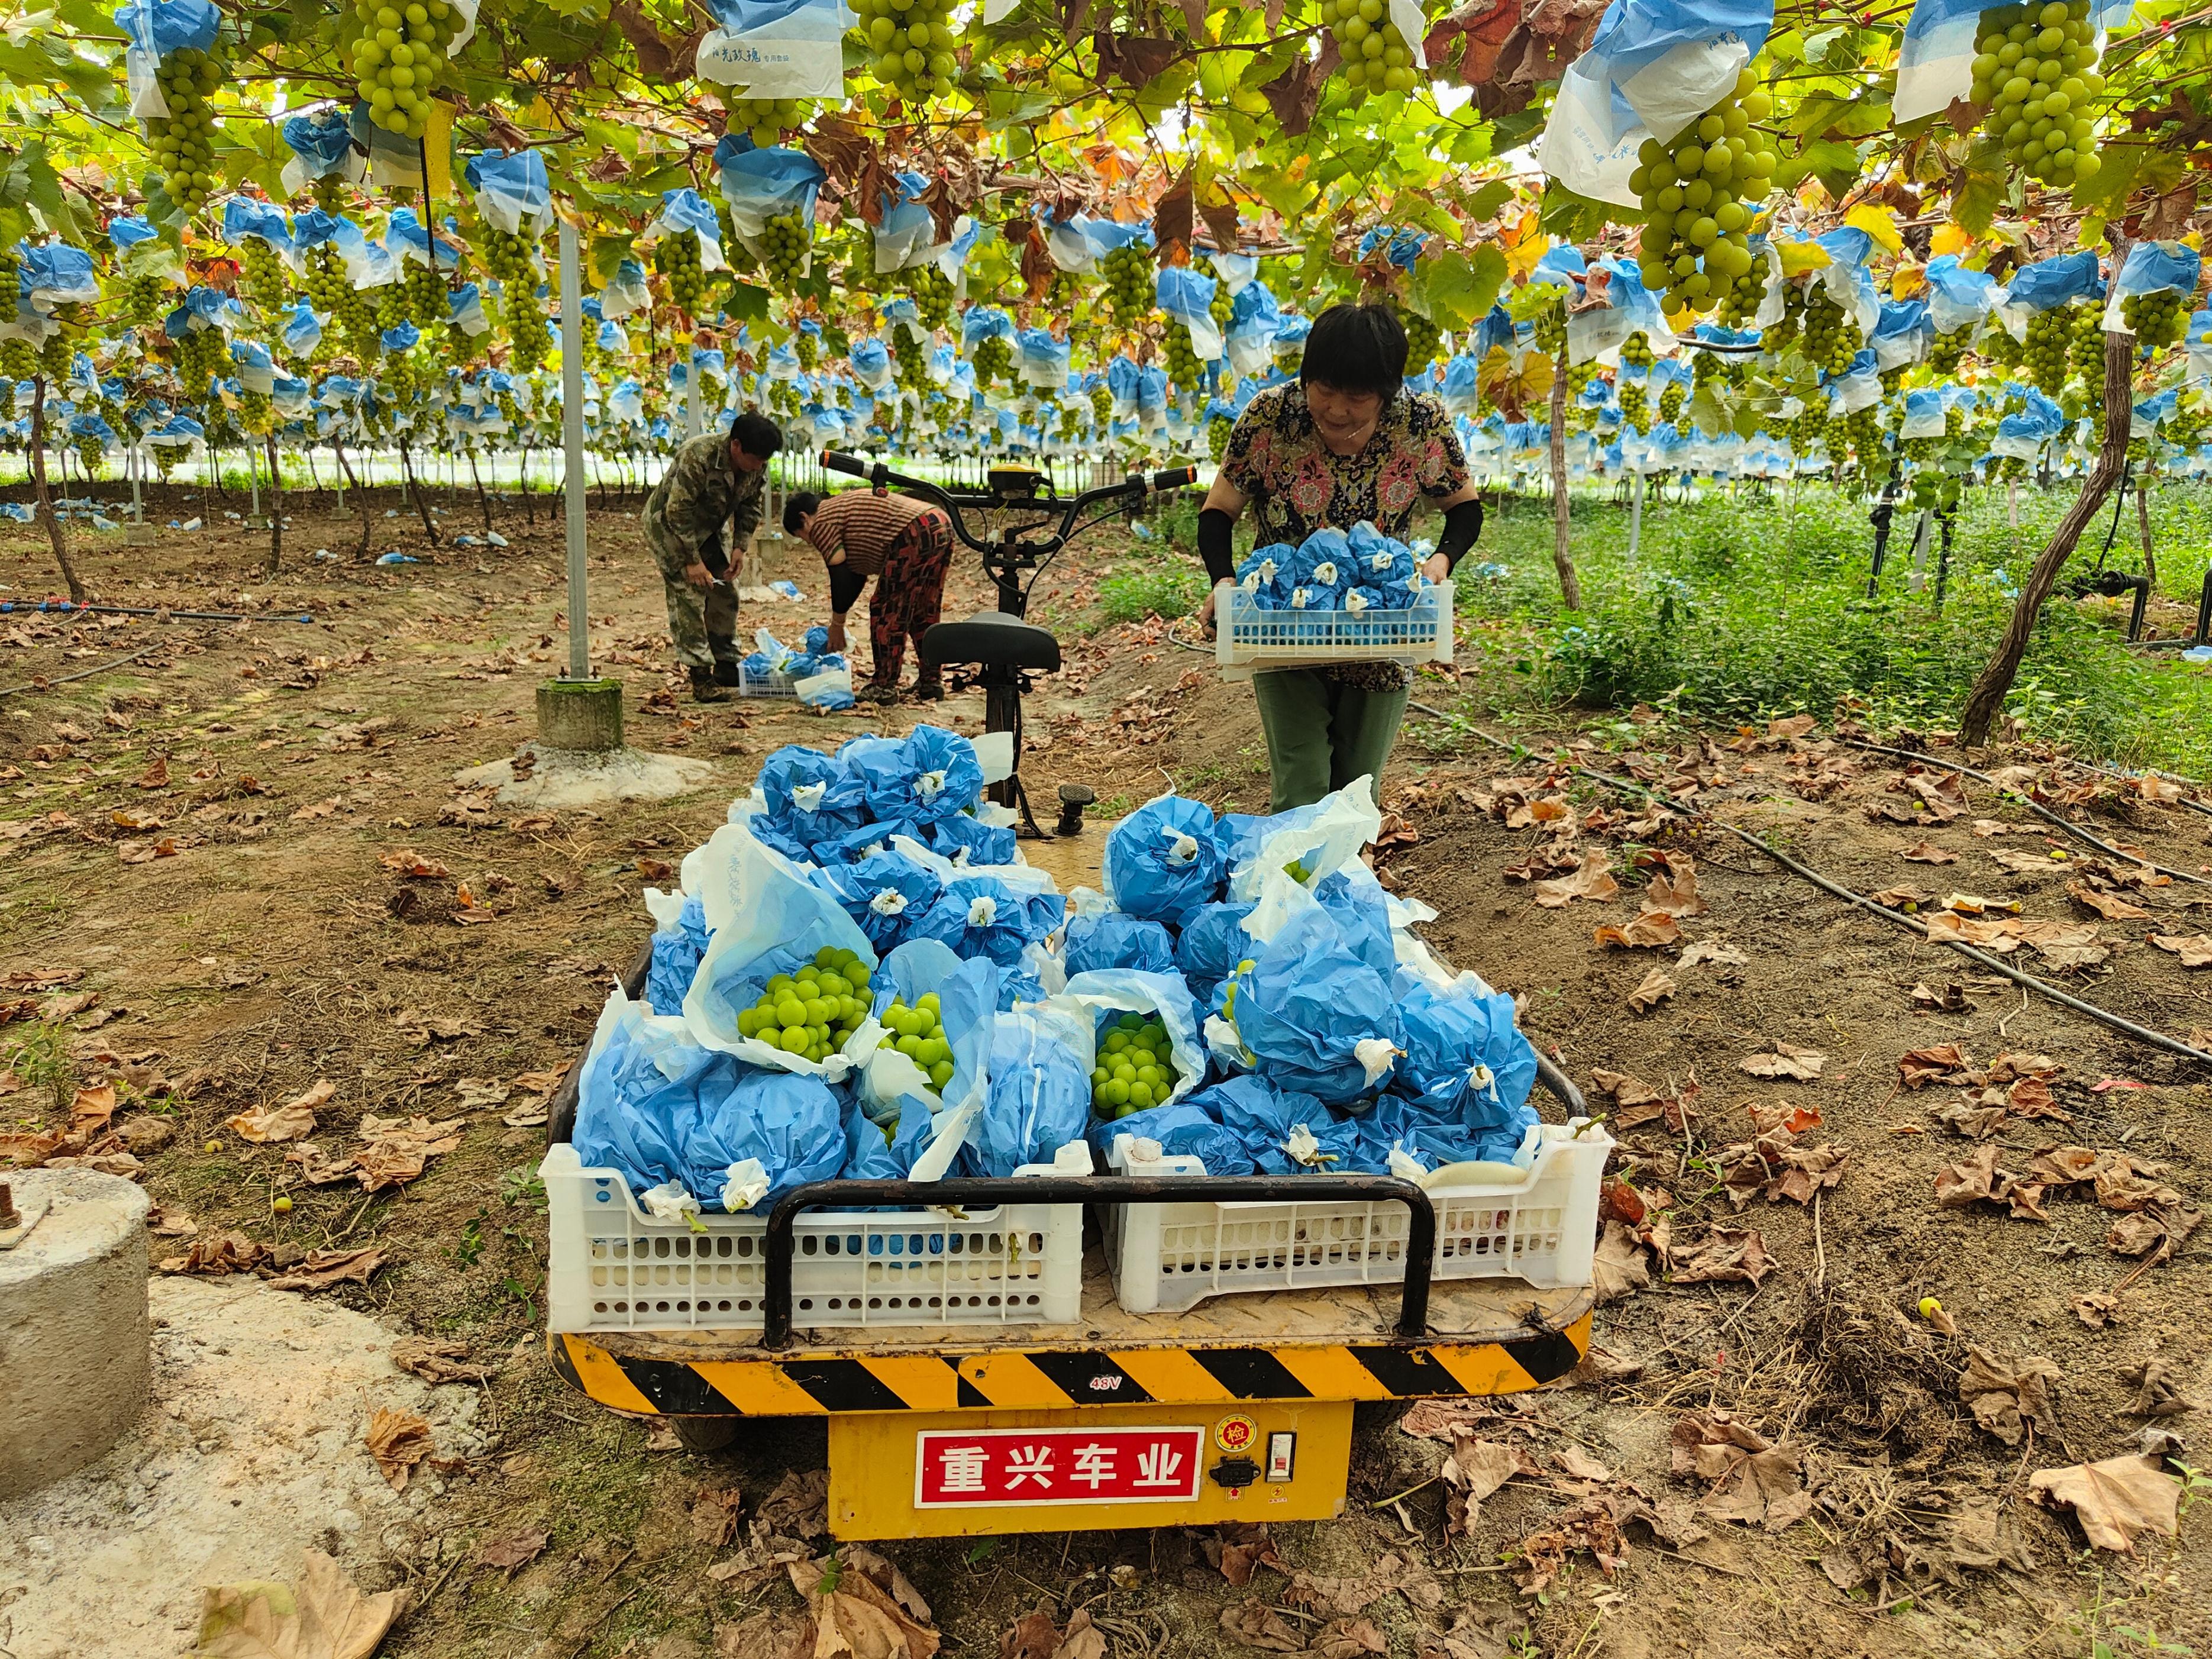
[1299,303,1408,401]
[782,490,822,535]
[729,410,785,459]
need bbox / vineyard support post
[560,217,590,684]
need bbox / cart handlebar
[815,450,1197,560]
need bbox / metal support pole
[1626,470,1643,566]
[559,219,590,682]
[685,344,702,442]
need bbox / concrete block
[535,677,624,754]
[0,1171,151,1500]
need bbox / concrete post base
[0,1170,151,1499]
[536,677,624,754]
[124,524,157,547]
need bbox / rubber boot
[690,666,731,703]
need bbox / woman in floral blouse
[1197,303,1486,812]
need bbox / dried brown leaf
[2029,1455,2181,1553]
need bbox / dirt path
[2,495,2208,1659]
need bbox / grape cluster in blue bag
[1232,521,1436,651]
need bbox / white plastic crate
[541,1141,1089,1334]
[738,665,797,699]
[1215,579,1454,679]
[1099,1119,1613,1314]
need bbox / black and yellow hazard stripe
[549,1313,1591,1417]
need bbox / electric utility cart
[540,457,1611,1538]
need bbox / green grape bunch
[2121,287,2187,351]
[758,211,811,282]
[1930,322,1973,375]
[1619,381,1648,430]
[1630,66,1778,323]
[1101,243,1155,327]
[1400,308,1442,373]
[1162,321,1203,388]
[735,947,874,1063]
[403,258,450,330]
[910,263,954,331]
[1319,0,1419,94]
[877,993,955,1092]
[1530,293,1567,357]
[116,271,173,327]
[173,324,227,393]
[1090,1012,1181,1117]
[74,433,106,478]
[302,244,351,312]
[477,226,538,286]
[1089,381,1112,425]
[238,386,273,436]
[348,0,465,140]
[1801,285,1861,375]
[1969,1,2103,189]
[854,0,957,106]
[732,97,809,148]
[1619,330,1655,369]
[2026,307,2070,393]
[2066,298,2106,382]
[312,173,348,214]
[655,228,708,317]
[148,46,225,215]
[971,333,1012,386]
[1657,379,1686,423]
[505,284,550,370]
[238,238,288,302]
[1207,413,1231,461]
[794,328,819,369]
[893,326,929,390]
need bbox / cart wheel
[670,1416,739,1453]
[1352,1399,1414,1434]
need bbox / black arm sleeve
[827,565,867,615]
[699,531,729,580]
[1435,499,1484,573]
[1197,507,1236,586]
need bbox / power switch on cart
[1265,1432,1296,1483]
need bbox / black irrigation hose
[0,640,174,701]
[1836,737,2210,887]
[1158,628,2212,1069]
[2051,753,2212,822]
[1395,695,2212,1073]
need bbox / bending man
[642,411,783,703]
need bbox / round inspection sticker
[1214,1413,1257,1454]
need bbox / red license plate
[914,1426,1207,1507]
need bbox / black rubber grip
[1150,464,1200,492]
[820,450,864,477]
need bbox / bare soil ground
[1,484,2208,1659]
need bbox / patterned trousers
[868,511,954,689]
[661,574,739,672]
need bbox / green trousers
[1250,668,1410,813]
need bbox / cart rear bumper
[548,1302,1592,1419]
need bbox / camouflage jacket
[642,433,766,577]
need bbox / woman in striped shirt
[783,487,956,703]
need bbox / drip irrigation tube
[2053,755,2212,822]
[0,635,199,701]
[0,601,317,624]
[1396,698,2212,1073]
[1835,737,2209,886]
[1157,627,2212,1070]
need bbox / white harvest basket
[1099,1119,1612,1314]
[542,1141,1087,1334]
[1215,579,1454,679]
